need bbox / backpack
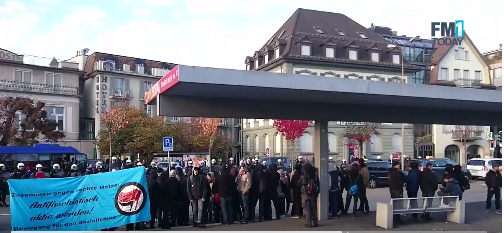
[307,178,319,195]
[349,174,360,196]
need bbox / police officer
[0,164,10,207]
[110,157,121,171]
[12,163,29,179]
[50,164,66,178]
[137,162,144,167]
[185,160,194,175]
[69,164,83,177]
[124,160,133,169]
[95,162,106,173]
[31,164,46,178]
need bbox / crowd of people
[0,154,501,230]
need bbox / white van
[467,158,502,179]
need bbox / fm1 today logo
[431,20,464,46]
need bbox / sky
[0,0,502,70]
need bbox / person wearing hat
[163,170,181,228]
[290,163,303,218]
[148,171,161,229]
[328,157,340,218]
[187,166,207,227]
[110,157,120,171]
[388,160,405,224]
[485,163,502,214]
[147,161,157,175]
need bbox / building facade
[429,34,495,165]
[242,9,417,161]
[0,48,94,156]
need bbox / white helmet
[211,159,216,164]
[277,159,282,163]
[254,158,259,161]
[17,163,25,168]
[71,164,78,170]
[150,161,156,166]
[329,157,333,161]
[187,160,193,165]
[262,161,267,166]
[0,164,4,168]
[246,158,251,163]
[136,162,143,166]
[126,160,132,164]
[111,169,117,172]
[36,164,43,169]
[53,164,60,170]
[342,159,347,162]
[298,156,303,160]
[111,157,117,160]
[229,158,234,161]
[96,161,103,166]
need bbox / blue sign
[163,137,173,152]
[8,167,150,231]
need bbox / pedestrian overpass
[145,65,502,220]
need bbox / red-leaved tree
[343,122,380,158]
[0,97,65,146]
[273,120,310,163]
[194,118,221,170]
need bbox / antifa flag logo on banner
[114,182,147,216]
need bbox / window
[113,78,124,95]
[14,70,32,83]
[335,29,346,36]
[475,71,481,81]
[274,133,281,154]
[275,48,279,59]
[371,52,379,62]
[440,68,448,80]
[464,51,469,60]
[468,160,484,166]
[454,49,459,59]
[246,136,250,152]
[357,32,368,39]
[300,133,312,153]
[369,134,381,153]
[391,134,401,152]
[264,54,269,64]
[454,69,460,81]
[46,106,64,131]
[254,135,259,154]
[442,125,451,132]
[463,70,469,79]
[45,72,62,87]
[301,45,311,56]
[313,26,324,34]
[494,67,502,79]
[328,133,337,153]
[325,48,335,58]
[349,50,358,60]
[264,134,269,152]
[392,54,400,64]
[142,81,152,94]
[255,60,259,69]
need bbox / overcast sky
[0,0,502,70]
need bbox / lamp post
[388,36,420,170]
[109,123,113,172]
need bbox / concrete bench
[376,196,465,229]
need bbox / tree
[193,118,222,168]
[414,134,432,158]
[273,120,310,163]
[0,96,65,146]
[343,122,380,158]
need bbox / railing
[219,119,231,126]
[404,54,431,63]
[0,80,80,96]
[109,89,134,99]
[451,125,484,140]
[453,78,483,87]
[79,132,95,140]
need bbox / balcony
[0,80,80,96]
[453,79,483,88]
[450,126,484,141]
[218,119,232,127]
[404,54,431,63]
[109,89,133,99]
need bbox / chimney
[392,31,397,36]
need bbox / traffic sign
[163,137,174,152]
[487,132,493,141]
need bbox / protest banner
[8,167,150,231]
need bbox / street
[0,180,500,232]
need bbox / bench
[376,196,465,229]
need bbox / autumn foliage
[0,97,65,146]
[273,120,310,157]
[343,122,380,158]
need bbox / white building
[429,33,495,165]
[68,51,177,158]
[0,48,94,156]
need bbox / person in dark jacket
[437,174,462,204]
[453,165,470,199]
[0,164,10,207]
[342,163,363,217]
[268,164,282,220]
[388,160,404,223]
[290,164,303,218]
[357,158,370,214]
[12,163,29,179]
[420,162,437,220]
[163,170,181,228]
[405,161,421,218]
[178,173,190,226]
[485,163,501,213]
[148,171,161,229]
[156,171,169,228]
[298,164,319,228]
[328,160,340,218]
[215,165,235,225]
[187,167,207,227]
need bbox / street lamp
[387,36,420,170]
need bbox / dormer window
[246,64,249,70]
[264,53,269,64]
[255,59,259,69]
[313,26,324,34]
[326,48,335,58]
[275,47,279,59]
[357,32,368,39]
[392,54,400,64]
[371,52,379,62]
[335,29,346,36]
[301,45,311,56]
[349,50,358,60]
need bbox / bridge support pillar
[314,120,329,221]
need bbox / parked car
[406,158,471,183]
[366,161,392,189]
[467,158,502,179]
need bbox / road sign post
[163,137,174,171]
